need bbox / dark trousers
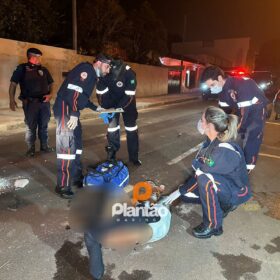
[54,101,83,191]
[179,175,251,228]
[239,105,266,170]
[22,100,51,147]
[84,231,104,279]
[107,109,139,161]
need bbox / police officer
[96,59,141,166]
[201,66,268,172]
[53,54,111,199]
[9,48,54,156]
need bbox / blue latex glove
[192,158,201,171]
[99,112,115,124]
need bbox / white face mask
[210,84,223,94]
[95,67,101,77]
[197,119,205,135]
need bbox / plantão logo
[112,181,169,220]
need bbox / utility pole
[72,0,77,51]
[183,14,187,42]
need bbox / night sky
[149,0,280,44]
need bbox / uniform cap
[95,53,112,64]
[27,48,42,57]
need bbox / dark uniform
[10,49,53,154]
[96,61,140,165]
[179,139,252,238]
[53,62,98,198]
[218,76,268,171]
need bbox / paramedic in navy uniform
[96,59,141,166]
[163,106,252,238]
[9,48,54,157]
[200,65,268,172]
[53,54,111,199]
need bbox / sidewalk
[0,93,200,133]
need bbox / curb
[0,96,200,134]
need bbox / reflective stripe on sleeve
[218,101,230,107]
[96,87,109,94]
[125,90,136,96]
[67,84,83,93]
[237,97,259,108]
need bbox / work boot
[55,186,74,199]
[130,159,142,166]
[106,146,116,161]
[26,145,35,157]
[40,144,55,153]
[192,224,223,239]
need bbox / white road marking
[266,121,280,126]
[259,153,280,160]
[167,142,203,165]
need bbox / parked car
[250,71,275,101]
[273,90,280,120]
[200,83,219,101]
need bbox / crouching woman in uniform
[164,106,252,239]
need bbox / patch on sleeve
[130,79,135,84]
[80,72,88,80]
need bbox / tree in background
[0,0,168,65]
[0,0,59,44]
[77,0,127,55]
[121,1,168,64]
[255,39,280,77]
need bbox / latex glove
[161,190,181,205]
[10,99,18,111]
[192,159,200,171]
[99,112,115,124]
[96,106,105,112]
[43,94,52,103]
[195,168,203,176]
[67,116,78,130]
[99,113,110,124]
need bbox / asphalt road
[0,100,280,280]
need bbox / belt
[20,96,45,102]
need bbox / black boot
[133,159,142,166]
[105,146,116,161]
[55,186,74,199]
[130,159,142,166]
[40,144,55,153]
[192,223,223,239]
[26,145,35,157]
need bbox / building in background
[159,56,205,94]
[172,37,257,71]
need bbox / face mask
[210,84,223,94]
[95,67,101,77]
[197,119,205,135]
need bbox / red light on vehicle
[238,71,245,75]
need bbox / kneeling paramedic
[163,106,252,239]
